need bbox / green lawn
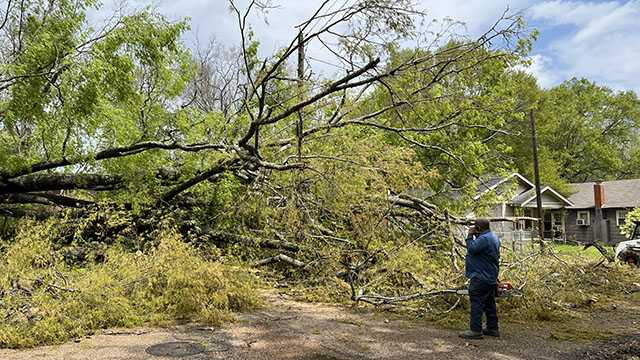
[552,243,609,260]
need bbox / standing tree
[506,78,640,188]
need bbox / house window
[576,211,590,226]
[515,208,534,230]
[616,210,628,227]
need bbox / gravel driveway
[0,293,636,360]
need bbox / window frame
[576,211,590,226]
[616,209,628,227]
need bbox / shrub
[621,208,640,238]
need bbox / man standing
[459,218,500,340]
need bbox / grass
[551,243,607,260]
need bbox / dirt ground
[0,293,638,360]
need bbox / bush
[622,208,640,238]
[0,221,261,348]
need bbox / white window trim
[616,210,628,227]
[576,211,590,226]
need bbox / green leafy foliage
[497,248,638,320]
[1,1,639,351]
[361,43,530,205]
[0,0,197,203]
[506,78,640,190]
[0,221,261,348]
[621,208,640,238]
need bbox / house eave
[519,186,575,208]
[567,205,636,210]
[473,172,534,201]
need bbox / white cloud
[117,0,352,76]
[529,0,640,92]
[528,0,620,26]
[520,54,558,88]
[419,0,534,35]
[94,0,640,92]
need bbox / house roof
[568,179,640,209]
[473,173,534,200]
[511,188,535,205]
[473,172,573,208]
[511,186,574,208]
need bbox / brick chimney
[594,182,606,209]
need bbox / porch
[471,172,575,249]
[493,207,568,250]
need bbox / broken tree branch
[210,231,300,252]
[254,254,306,268]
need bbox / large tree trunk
[0,173,122,194]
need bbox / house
[473,173,640,245]
[473,173,574,244]
[566,179,640,244]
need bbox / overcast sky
[104,0,640,93]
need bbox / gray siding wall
[538,192,567,208]
[495,179,531,198]
[603,209,629,244]
[565,209,595,243]
[514,182,531,196]
[565,208,629,244]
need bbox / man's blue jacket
[465,230,500,284]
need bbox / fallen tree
[1,0,531,220]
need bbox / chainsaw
[496,281,514,297]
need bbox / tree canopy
[1,0,639,219]
[0,0,536,216]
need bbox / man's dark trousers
[469,278,498,333]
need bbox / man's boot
[482,328,500,337]
[458,330,483,339]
